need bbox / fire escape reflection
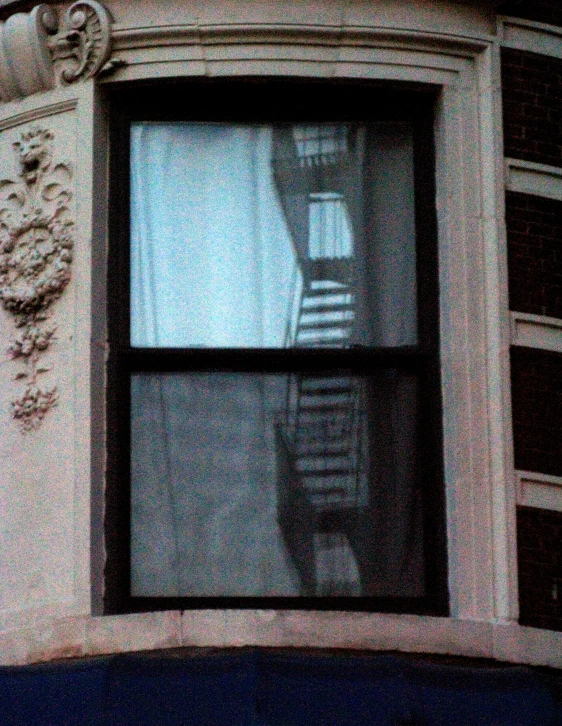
[273,124,369,596]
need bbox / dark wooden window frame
[104,77,448,617]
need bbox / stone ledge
[499,15,562,59]
[516,470,562,512]
[506,159,562,202]
[0,610,561,669]
[510,312,562,354]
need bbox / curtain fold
[130,124,298,349]
[131,374,302,596]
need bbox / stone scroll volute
[0,1,113,103]
[0,126,73,431]
[50,1,113,85]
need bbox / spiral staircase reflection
[273,125,369,596]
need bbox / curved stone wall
[0,0,559,669]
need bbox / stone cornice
[110,22,494,56]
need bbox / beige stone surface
[105,0,496,37]
[0,616,87,666]
[0,0,556,671]
[181,610,495,657]
[86,611,182,656]
[492,621,562,670]
[0,611,560,669]
[0,82,102,631]
[0,108,78,615]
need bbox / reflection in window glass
[131,372,424,598]
[130,122,417,349]
[308,193,353,259]
[128,120,425,601]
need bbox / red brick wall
[510,347,562,478]
[506,191,562,320]
[512,344,562,630]
[502,36,562,631]
[518,506,562,632]
[501,48,562,168]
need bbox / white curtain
[130,123,302,595]
[129,122,422,598]
[130,123,299,348]
[131,373,301,596]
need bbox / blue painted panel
[0,649,559,725]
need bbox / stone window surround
[0,4,561,669]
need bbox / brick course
[511,347,562,478]
[506,191,562,320]
[518,506,562,631]
[502,48,562,168]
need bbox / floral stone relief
[0,127,73,432]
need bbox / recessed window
[105,80,447,614]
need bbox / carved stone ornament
[49,1,113,85]
[0,127,73,431]
[0,1,112,102]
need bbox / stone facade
[0,0,560,669]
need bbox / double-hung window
[105,79,447,615]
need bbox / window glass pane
[130,122,417,349]
[131,371,424,598]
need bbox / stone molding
[0,609,561,671]
[510,311,562,354]
[0,1,112,102]
[516,470,562,513]
[498,15,562,59]
[505,158,562,202]
[110,22,492,53]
